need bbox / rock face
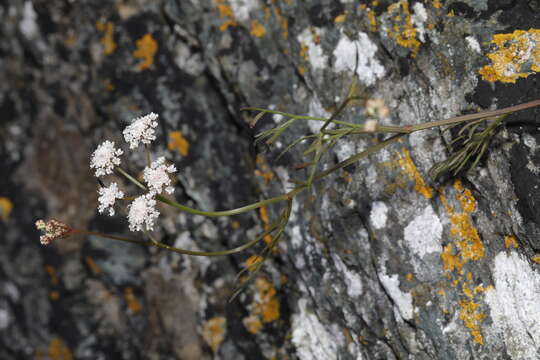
[1,0,540,359]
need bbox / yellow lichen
[406,273,414,281]
[0,197,13,221]
[45,265,59,285]
[334,14,346,23]
[532,254,540,264]
[124,287,142,314]
[254,169,274,183]
[243,315,263,334]
[48,337,73,360]
[458,299,486,344]
[441,243,463,273]
[96,21,116,55]
[479,29,540,83]
[215,0,238,32]
[168,131,189,157]
[202,316,227,352]
[133,34,158,70]
[387,0,421,57]
[504,235,519,249]
[397,148,433,198]
[250,20,266,37]
[433,0,443,9]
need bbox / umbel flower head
[127,194,160,232]
[123,112,159,149]
[35,219,73,245]
[143,156,177,195]
[98,182,125,216]
[90,140,123,177]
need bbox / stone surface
[1,0,540,359]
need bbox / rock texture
[1,0,540,359]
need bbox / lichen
[96,21,116,55]
[124,287,142,314]
[504,235,519,249]
[250,20,266,37]
[168,131,189,157]
[202,316,227,352]
[479,29,540,83]
[387,0,422,57]
[243,277,280,334]
[47,337,73,360]
[0,197,13,221]
[397,148,433,198]
[133,34,158,70]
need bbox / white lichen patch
[333,32,385,86]
[378,269,414,320]
[292,299,343,360]
[307,96,331,133]
[332,254,363,297]
[465,36,482,54]
[412,3,428,42]
[484,252,540,359]
[335,139,356,163]
[298,27,328,70]
[404,205,442,258]
[20,1,38,39]
[228,0,259,22]
[370,201,388,230]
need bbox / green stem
[116,167,146,191]
[79,230,271,257]
[242,107,360,128]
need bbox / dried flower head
[35,219,73,245]
[143,157,177,195]
[364,119,378,132]
[365,98,390,120]
[127,194,160,232]
[90,140,123,177]
[98,182,125,216]
[123,112,159,149]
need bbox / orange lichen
[231,220,241,229]
[96,21,116,55]
[168,131,189,157]
[441,243,463,273]
[255,169,274,183]
[50,291,60,300]
[48,337,73,360]
[124,287,142,313]
[102,79,115,91]
[202,316,227,352]
[367,9,377,32]
[133,34,158,70]
[397,148,433,198]
[0,197,13,221]
[504,235,519,249]
[245,255,263,271]
[387,0,421,57]
[458,299,486,344]
[255,278,280,323]
[432,0,443,9]
[243,277,280,333]
[250,20,266,37]
[479,29,540,83]
[215,0,238,32]
[454,180,476,213]
[259,206,270,225]
[85,256,102,274]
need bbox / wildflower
[90,140,123,177]
[127,194,160,232]
[98,182,125,216]
[123,112,159,149]
[365,98,390,120]
[364,119,378,132]
[35,219,73,245]
[143,157,177,195]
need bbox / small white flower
[98,182,124,216]
[143,156,177,195]
[127,194,160,232]
[90,140,123,177]
[123,112,159,149]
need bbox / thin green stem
[116,167,146,191]
[242,107,360,128]
[79,229,273,257]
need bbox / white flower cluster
[127,194,160,232]
[143,157,177,195]
[97,182,124,216]
[123,112,159,149]
[90,140,123,177]
[89,112,178,232]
